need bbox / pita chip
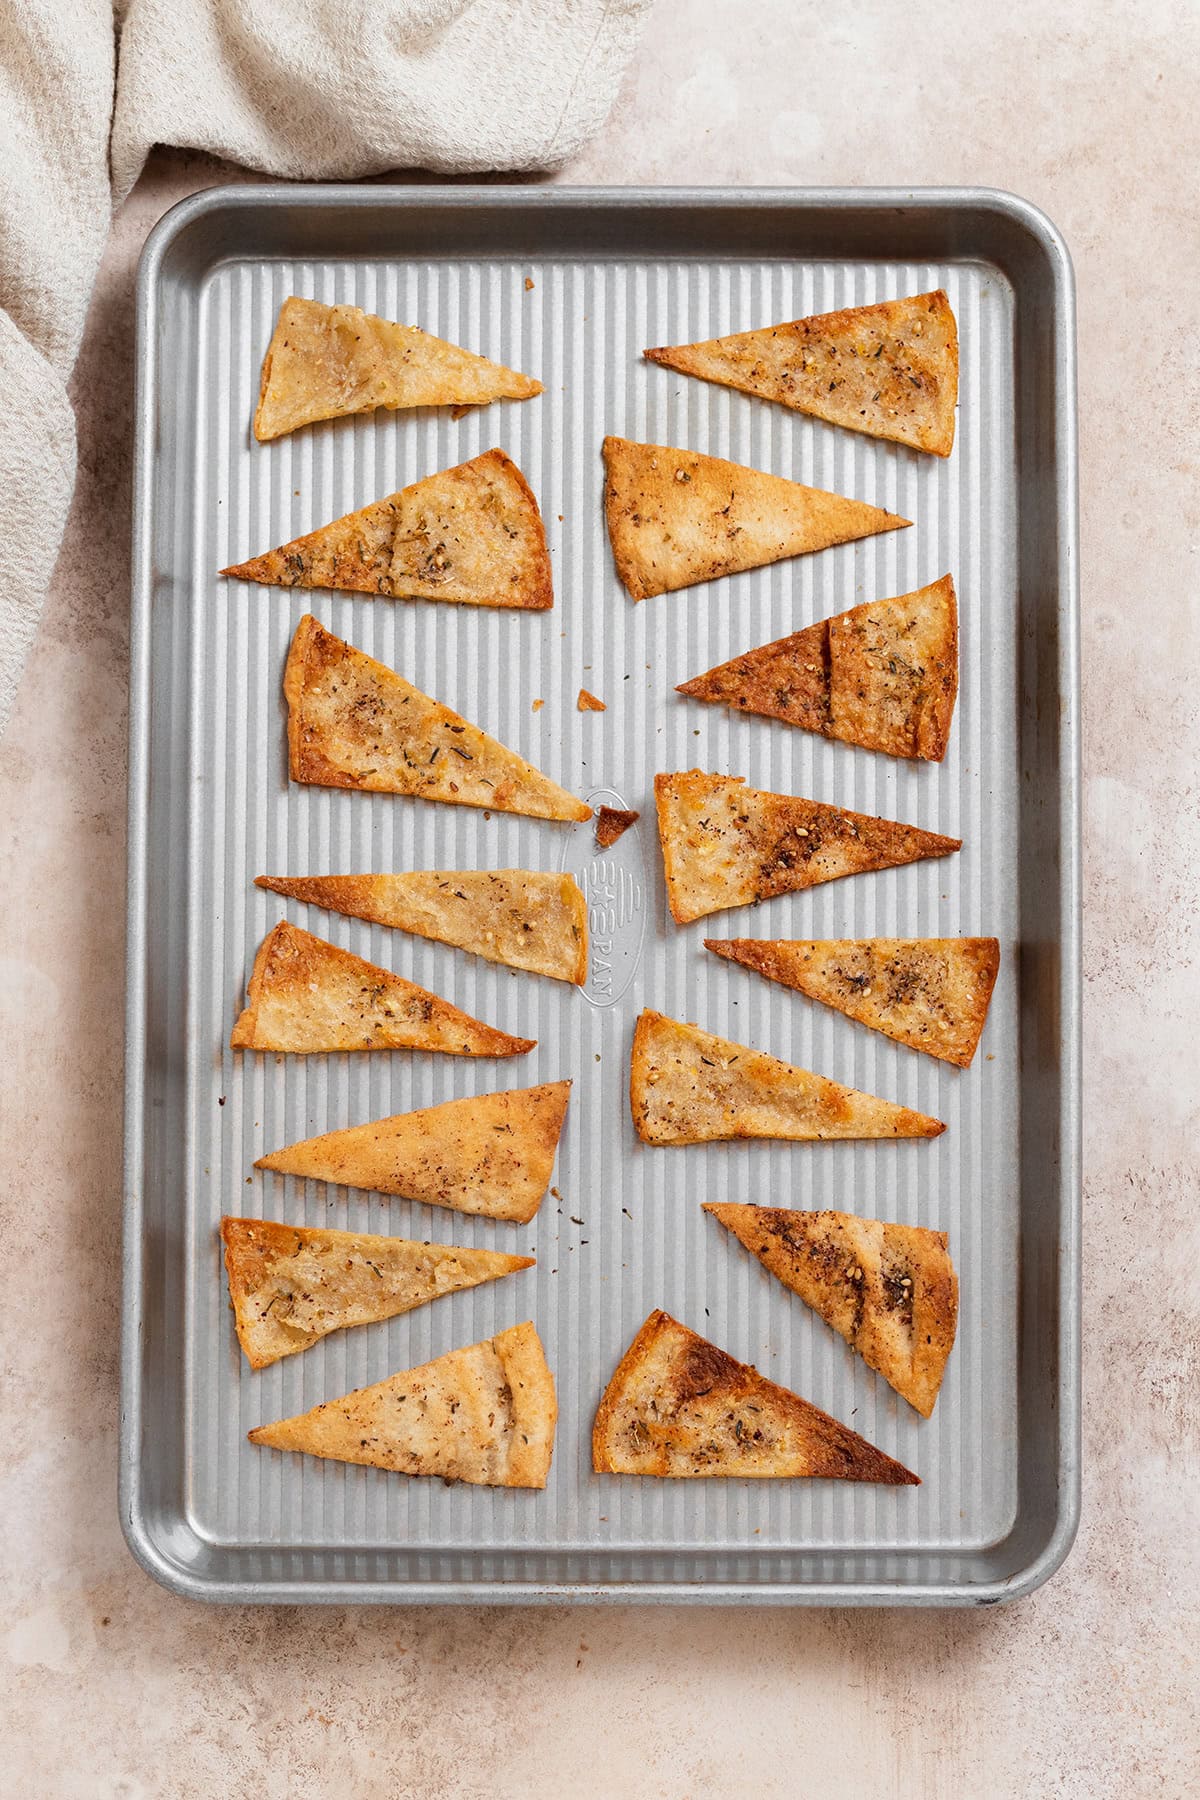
[629,1010,945,1144]
[602,438,908,600]
[230,921,534,1056]
[592,1311,917,1483]
[256,870,588,985]
[645,289,958,456]
[678,575,959,762]
[704,1205,958,1417]
[707,937,1000,1068]
[222,449,552,611]
[596,806,639,848]
[256,1080,571,1223]
[221,1217,534,1370]
[253,296,542,440]
[249,1320,557,1489]
[283,615,590,821]
[654,771,960,923]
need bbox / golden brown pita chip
[256,870,588,985]
[654,771,960,924]
[223,450,552,611]
[221,1217,533,1370]
[249,1320,556,1488]
[592,1311,917,1482]
[283,615,590,821]
[678,575,958,761]
[707,937,1000,1068]
[577,688,606,712]
[645,290,958,456]
[704,1206,958,1417]
[256,1080,570,1223]
[230,921,534,1056]
[629,1010,944,1144]
[595,806,639,848]
[602,438,908,600]
[253,296,542,441]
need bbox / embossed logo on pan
[561,791,647,1007]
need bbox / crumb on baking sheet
[577,688,606,712]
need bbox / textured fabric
[0,0,651,733]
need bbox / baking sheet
[122,187,1079,1603]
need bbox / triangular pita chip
[249,1320,557,1488]
[678,575,958,761]
[595,806,639,848]
[645,290,958,456]
[256,870,588,985]
[253,296,542,440]
[221,1217,534,1370]
[707,937,1000,1068]
[256,1080,570,1223]
[230,921,534,1056]
[592,1311,917,1482]
[629,1010,944,1144]
[602,438,908,600]
[283,615,590,821]
[704,1206,958,1417]
[222,449,552,611]
[654,771,960,923]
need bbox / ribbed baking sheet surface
[181,248,1018,1577]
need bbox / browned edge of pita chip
[592,1310,919,1483]
[595,806,640,849]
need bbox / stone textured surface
[3,2,1198,1794]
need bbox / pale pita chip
[678,575,959,761]
[645,290,958,456]
[704,1206,958,1417]
[256,870,588,985]
[707,937,1000,1068]
[592,1310,917,1483]
[230,920,534,1056]
[602,437,908,600]
[256,1080,570,1223]
[223,449,552,611]
[221,1217,533,1370]
[654,771,960,923]
[253,296,542,440]
[629,1010,944,1144]
[249,1320,557,1488]
[283,615,590,821]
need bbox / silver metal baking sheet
[122,186,1079,1605]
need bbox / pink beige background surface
[3,1,1197,1794]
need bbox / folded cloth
[0,0,652,735]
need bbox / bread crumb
[525,276,535,291]
[577,688,606,712]
[532,698,544,712]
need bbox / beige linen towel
[0,0,651,734]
